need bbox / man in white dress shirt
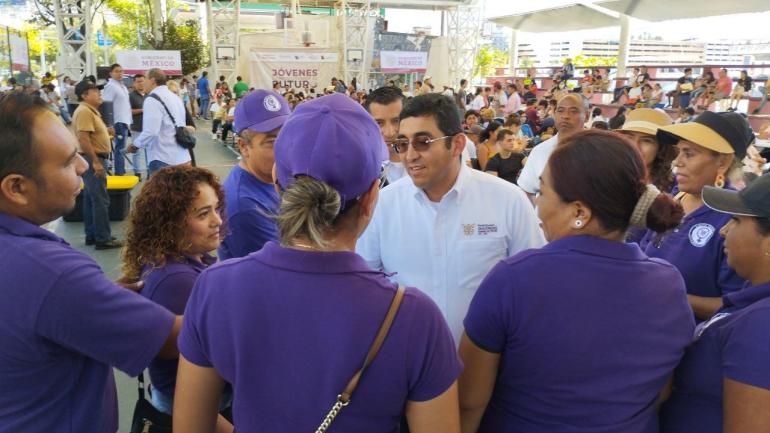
[101,64,133,175]
[129,68,190,177]
[516,93,589,198]
[364,86,406,186]
[357,93,545,343]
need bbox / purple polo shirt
[139,254,215,396]
[464,235,695,433]
[660,281,770,433]
[218,164,279,260]
[0,212,175,433]
[179,241,461,432]
[640,204,745,299]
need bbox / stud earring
[574,219,583,228]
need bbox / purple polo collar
[253,241,386,276]
[0,212,67,244]
[722,281,770,311]
[543,234,649,262]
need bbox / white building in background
[503,36,767,68]
[728,39,770,64]
[704,41,744,64]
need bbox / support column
[509,29,519,77]
[446,4,482,87]
[206,0,240,84]
[151,0,164,44]
[52,0,94,80]
[617,13,630,79]
[339,0,373,88]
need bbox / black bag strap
[137,370,147,400]
[147,93,180,127]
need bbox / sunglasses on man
[391,134,454,154]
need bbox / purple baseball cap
[275,93,387,208]
[234,89,291,134]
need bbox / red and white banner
[116,50,182,75]
[380,51,428,73]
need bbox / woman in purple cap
[173,93,462,433]
[121,166,233,431]
[660,172,770,432]
[639,111,753,322]
[460,130,695,433]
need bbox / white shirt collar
[408,163,470,203]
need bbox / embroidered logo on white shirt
[462,224,475,236]
[478,224,498,236]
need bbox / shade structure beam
[206,0,241,84]
[339,0,373,88]
[445,3,482,87]
[53,0,95,80]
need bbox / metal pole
[40,33,47,75]
[206,0,217,79]
[509,29,518,78]
[617,14,630,79]
[7,28,13,79]
[341,0,348,84]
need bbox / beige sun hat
[621,108,672,136]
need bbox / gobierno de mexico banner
[116,50,182,76]
[379,51,428,74]
[249,51,339,91]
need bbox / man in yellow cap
[618,108,678,193]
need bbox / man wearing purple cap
[218,90,291,260]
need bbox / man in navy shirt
[197,71,212,120]
[218,90,290,260]
[0,92,180,433]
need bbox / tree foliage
[151,20,208,76]
[105,0,207,75]
[571,54,618,68]
[474,45,509,78]
[28,0,207,76]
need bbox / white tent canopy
[489,3,617,33]
[596,0,770,21]
[489,0,770,77]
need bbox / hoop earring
[715,174,725,188]
[574,219,583,228]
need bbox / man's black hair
[219,75,225,82]
[460,79,468,86]
[400,93,463,138]
[109,63,121,72]
[0,92,48,183]
[202,71,208,76]
[236,76,242,81]
[75,80,98,101]
[133,73,145,79]
[363,86,404,112]
[464,109,478,120]
[684,68,692,73]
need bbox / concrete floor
[50,122,239,432]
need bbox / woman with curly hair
[121,165,231,430]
